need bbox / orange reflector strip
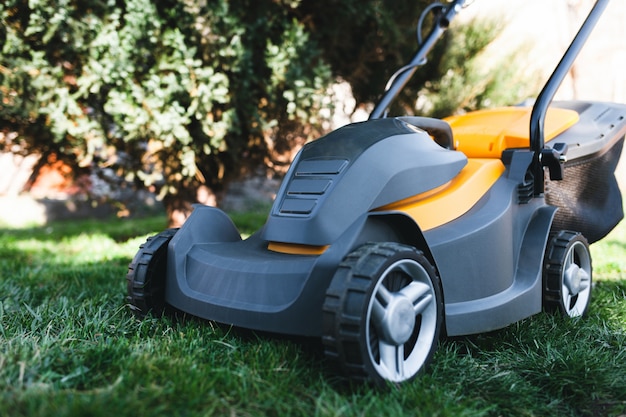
[268,241,329,255]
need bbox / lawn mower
[127,0,625,385]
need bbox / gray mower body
[164,101,625,337]
[127,0,624,385]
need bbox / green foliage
[295,0,432,105]
[296,1,535,118]
[0,214,624,416]
[1,0,332,217]
[413,18,538,118]
[1,0,534,221]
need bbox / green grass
[1,209,625,417]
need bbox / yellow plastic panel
[376,159,505,231]
[445,107,579,158]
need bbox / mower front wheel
[543,230,592,317]
[126,228,178,319]
[323,242,443,385]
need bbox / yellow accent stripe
[375,159,505,231]
[445,107,579,158]
[267,241,329,255]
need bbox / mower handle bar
[369,0,468,120]
[370,0,610,197]
[530,0,609,195]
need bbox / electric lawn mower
[127,0,625,385]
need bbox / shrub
[0,0,533,225]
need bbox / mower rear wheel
[543,230,592,317]
[126,228,178,319]
[323,242,443,385]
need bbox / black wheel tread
[322,242,439,383]
[126,228,178,318]
[543,230,591,314]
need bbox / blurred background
[1,0,624,227]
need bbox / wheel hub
[564,263,589,296]
[380,295,416,345]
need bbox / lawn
[0,207,624,417]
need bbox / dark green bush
[0,0,533,224]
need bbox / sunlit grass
[0,210,624,417]
[592,220,626,280]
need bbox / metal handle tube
[369,0,467,120]
[530,0,610,195]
